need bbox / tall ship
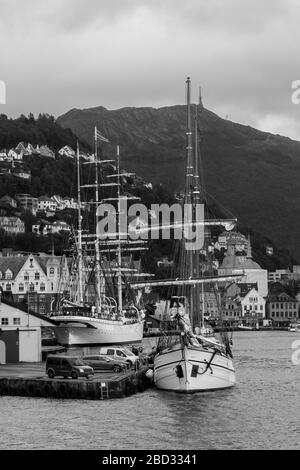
[51,131,145,346]
[132,78,242,392]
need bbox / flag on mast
[95,126,110,143]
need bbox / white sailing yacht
[132,78,241,391]
[51,131,145,346]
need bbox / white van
[98,346,140,368]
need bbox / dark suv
[46,355,94,380]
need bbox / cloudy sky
[1,0,300,139]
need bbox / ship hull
[154,343,235,392]
[51,316,144,346]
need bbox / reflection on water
[0,332,299,450]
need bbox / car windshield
[70,358,85,366]
[122,348,134,356]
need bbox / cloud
[0,0,300,139]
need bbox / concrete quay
[0,363,153,400]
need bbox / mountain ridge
[57,104,300,260]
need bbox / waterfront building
[0,297,57,364]
[0,254,70,315]
[266,292,299,326]
[221,283,265,326]
[199,287,220,320]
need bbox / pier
[0,363,154,400]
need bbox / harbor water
[0,331,299,450]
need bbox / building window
[24,272,29,281]
[35,272,40,280]
[13,318,21,325]
[40,305,46,314]
[49,267,55,276]
[1,318,8,325]
[30,258,34,268]
[260,305,263,311]
[29,283,35,292]
[5,283,11,291]
[5,269,13,280]
[40,283,45,292]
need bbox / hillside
[57,105,300,260]
[0,113,89,152]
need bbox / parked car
[82,355,129,372]
[46,355,94,379]
[98,346,140,368]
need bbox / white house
[0,149,8,161]
[0,253,70,315]
[38,196,57,212]
[51,220,71,233]
[0,299,57,363]
[240,287,266,319]
[58,146,75,158]
[0,217,25,234]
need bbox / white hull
[154,343,235,392]
[51,316,144,346]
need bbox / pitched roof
[1,298,58,325]
[0,256,27,277]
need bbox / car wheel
[71,371,78,380]
[47,369,55,379]
[113,365,121,373]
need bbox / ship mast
[116,145,123,315]
[94,127,102,313]
[76,141,84,305]
[193,93,203,328]
[184,77,196,328]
